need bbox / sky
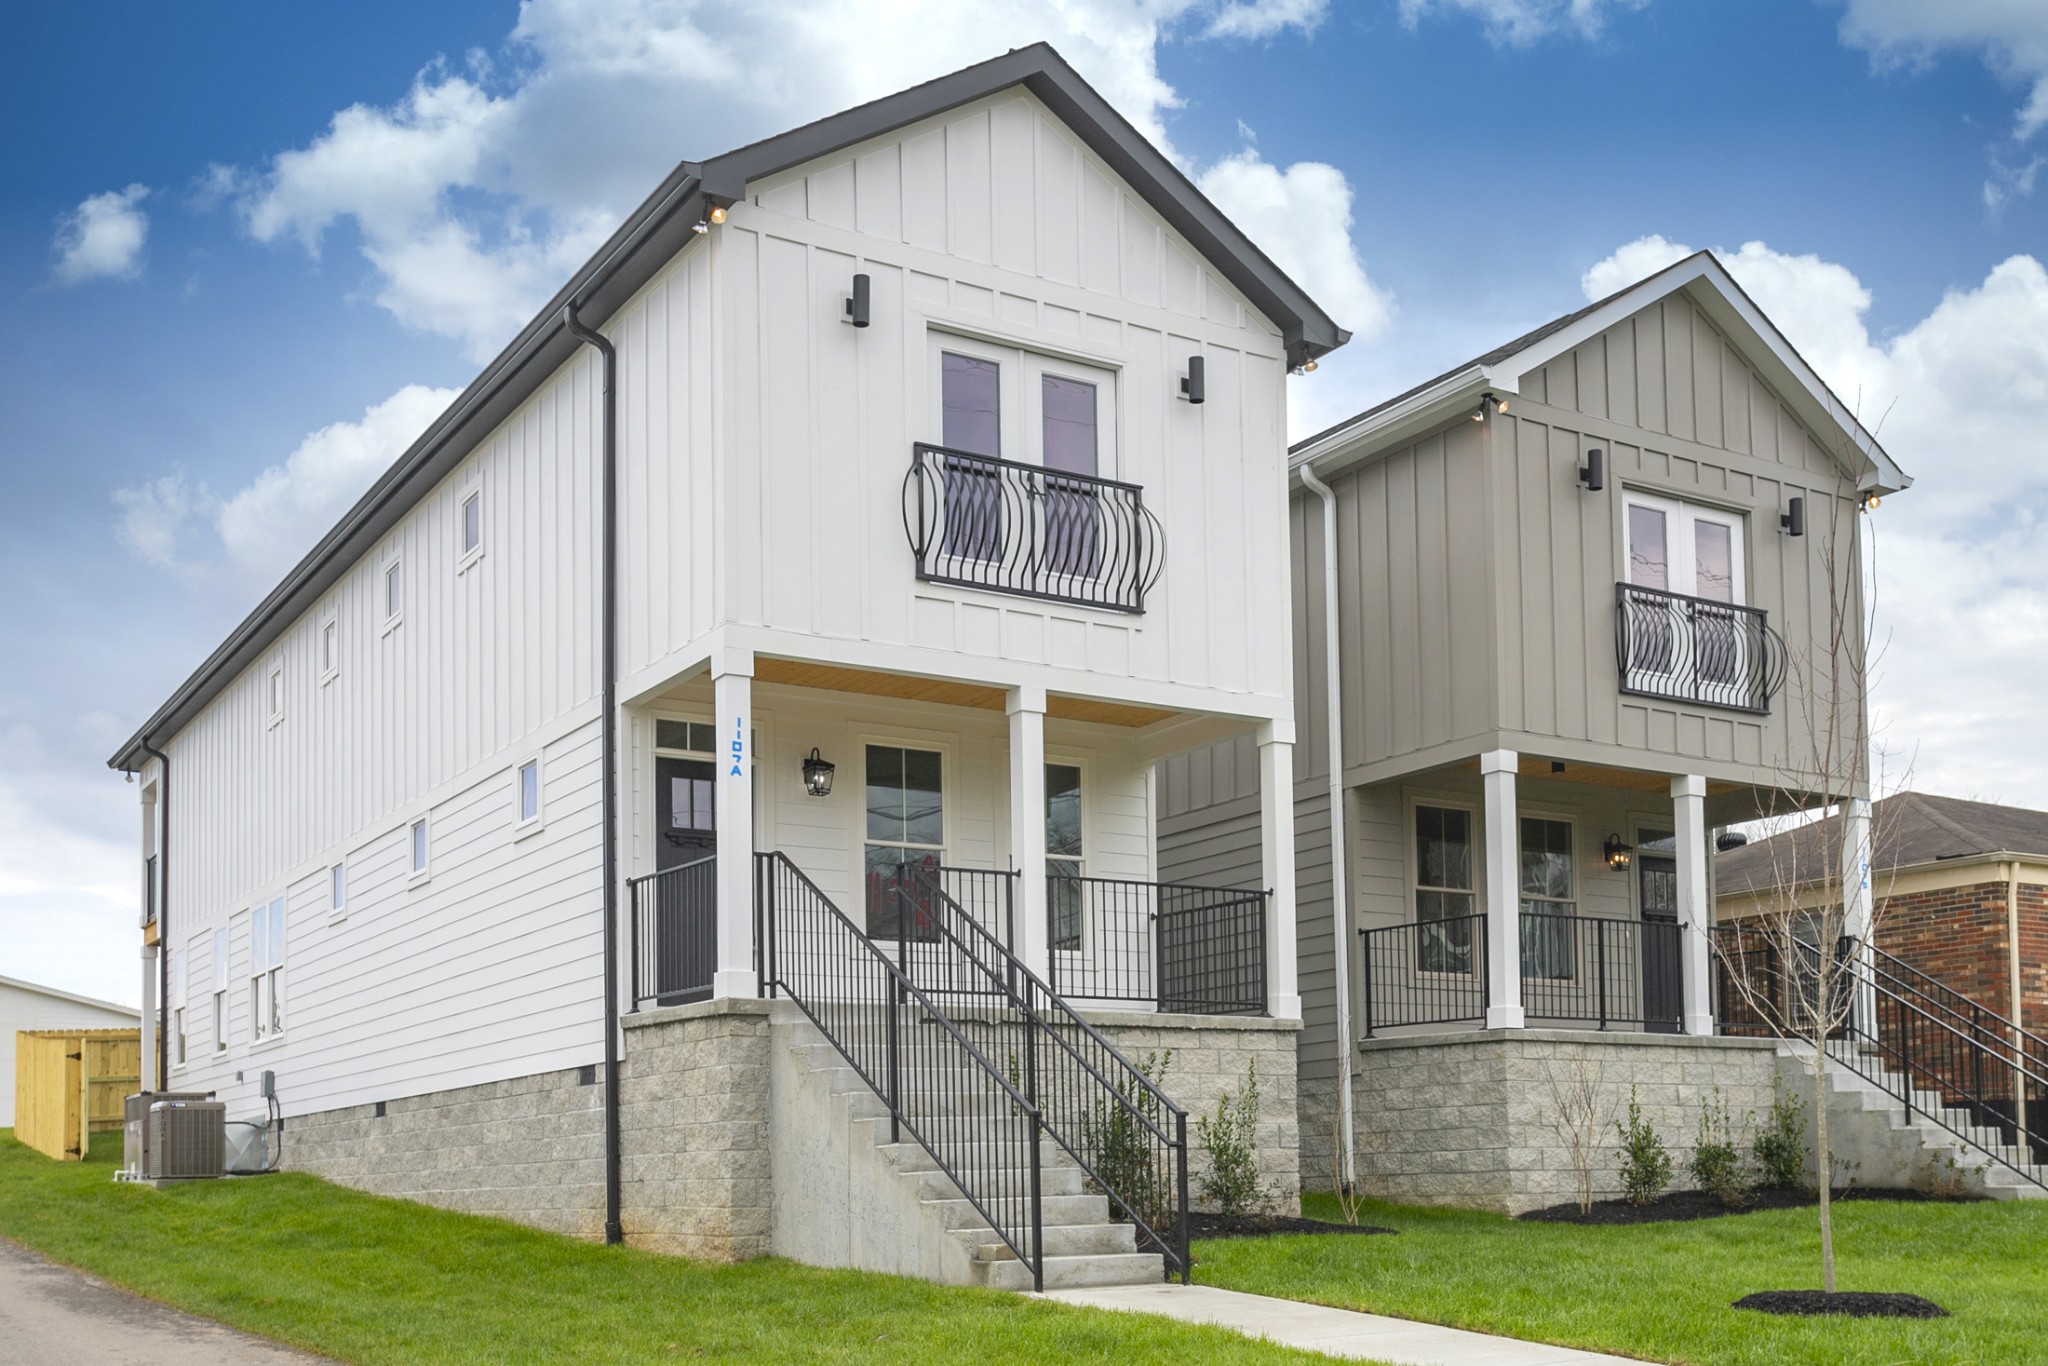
[4,0,2046,1004]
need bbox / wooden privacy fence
[13,1029,140,1161]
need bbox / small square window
[410,819,429,878]
[461,490,483,559]
[384,561,403,624]
[518,759,540,826]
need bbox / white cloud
[1199,149,1392,342]
[1582,234,2048,805]
[51,184,151,285]
[224,0,1368,361]
[1398,0,1649,46]
[112,473,210,567]
[1834,0,2048,139]
[215,385,460,581]
[1579,232,1692,301]
[1983,152,2043,219]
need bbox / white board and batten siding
[2,978,138,1128]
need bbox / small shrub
[1085,1049,1173,1228]
[1197,1058,1268,1217]
[1690,1089,1749,1207]
[1752,1075,1809,1190]
[1615,1087,1672,1207]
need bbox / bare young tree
[1544,1057,1616,1214]
[1713,481,1907,1295]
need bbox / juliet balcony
[1614,582,1788,714]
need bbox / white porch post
[1672,774,1714,1035]
[1481,749,1523,1029]
[1007,686,1049,978]
[712,656,758,998]
[139,944,159,1092]
[1842,796,1876,1039]
[1258,723,1301,1020]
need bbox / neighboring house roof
[1716,792,2048,896]
[108,43,1346,774]
[1290,250,1912,497]
[0,974,138,1018]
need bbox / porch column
[1258,723,1301,1020]
[1842,796,1876,1039]
[139,944,159,1093]
[712,656,758,998]
[1007,686,1049,979]
[1481,750,1523,1029]
[1672,774,1714,1035]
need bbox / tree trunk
[1815,1049,1835,1293]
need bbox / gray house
[1162,252,1918,1208]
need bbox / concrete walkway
[1044,1284,1650,1366]
[0,1237,328,1365]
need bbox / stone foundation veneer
[1352,1029,1781,1214]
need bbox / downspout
[2007,860,2028,1142]
[1296,462,1355,1193]
[140,738,170,1090]
[561,302,623,1247]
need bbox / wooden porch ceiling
[750,658,1179,729]
[1457,755,1743,797]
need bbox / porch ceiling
[1456,755,1744,797]
[750,658,1179,728]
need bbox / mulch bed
[1184,1212,1397,1240]
[1734,1290,1950,1319]
[1520,1186,1984,1226]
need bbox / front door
[1636,829,1682,1033]
[652,754,717,1001]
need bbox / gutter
[140,738,170,1089]
[561,303,624,1247]
[1295,461,1354,1193]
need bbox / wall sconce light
[1180,355,1205,404]
[844,273,870,328]
[1863,493,1882,512]
[693,202,730,235]
[1579,448,1605,492]
[1470,392,1508,423]
[1603,834,1634,871]
[801,748,836,798]
[1780,496,1805,537]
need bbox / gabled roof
[1292,250,1912,497]
[110,44,1346,773]
[0,973,139,1017]
[1717,792,2048,896]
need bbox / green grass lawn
[1198,1191,2048,1366]
[0,1130,1330,1366]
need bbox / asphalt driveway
[0,1236,329,1365]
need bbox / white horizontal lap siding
[156,335,608,1119]
[714,90,1289,706]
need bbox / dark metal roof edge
[112,43,1345,770]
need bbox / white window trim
[382,556,405,635]
[1406,793,1481,977]
[1044,754,1089,955]
[514,756,544,837]
[329,862,347,925]
[249,896,285,1044]
[265,658,285,729]
[856,734,952,874]
[1621,489,1749,604]
[409,817,431,885]
[211,925,230,1055]
[458,486,486,572]
[318,612,340,686]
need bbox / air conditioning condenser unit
[145,1099,226,1180]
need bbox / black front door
[652,757,717,1001]
[1637,829,1682,1033]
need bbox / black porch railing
[1360,913,1687,1034]
[629,856,716,1009]
[902,443,1164,613]
[1048,875,1267,1015]
[1615,582,1787,714]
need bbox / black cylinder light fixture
[801,748,836,797]
[1579,447,1605,493]
[1780,496,1805,537]
[844,273,870,328]
[1180,355,1205,405]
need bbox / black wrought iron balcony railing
[902,443,1164,613]
[1614,582,1788,714]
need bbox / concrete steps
[774,1016,1166,1289]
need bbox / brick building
[1716,792,2048,1031]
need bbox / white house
[109,46,1345,1289]
[2,975,137,1128]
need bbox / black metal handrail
[1614,582,1787,714]
[900,864,1191,1282]
[629,857,717,1009]
[1047,875,1267,1015]
[756,852,1047,1287]
[1519,913,1685,1032]
[1865,941,2048,1064]
[902,442,1165,613]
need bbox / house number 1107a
[730,717,745,777]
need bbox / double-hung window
[1518,818,1576,980]
[1046,764,1085,951]
[249,896,285,1040]
[1414,804,1476,973]
[864,745,943,939]
[211,926,228,1052]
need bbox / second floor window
[250,896,285,1040]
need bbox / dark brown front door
[651,757,717,1001]
[1637,830,1682,1033]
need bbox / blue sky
[6,0,2047,1004]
